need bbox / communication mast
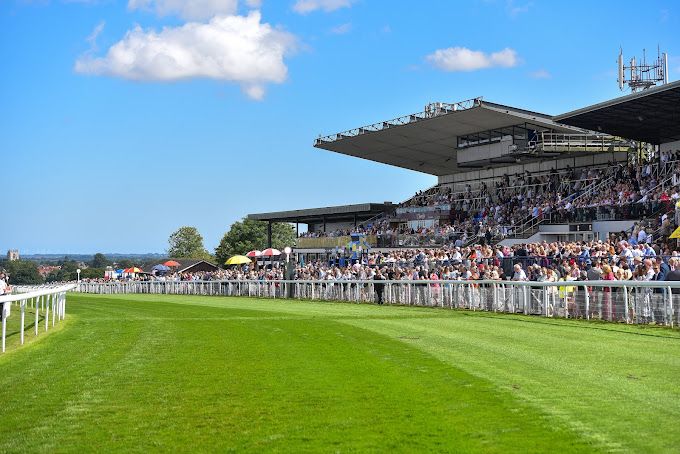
[618,47,668,92]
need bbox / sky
[2,0,679,255]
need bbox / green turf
[1,294,679,452]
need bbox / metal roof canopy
[248,203,392,224]
[555,80,680,145]
[314,100,583,176]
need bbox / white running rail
[0,284,76,353]
[76,280,680,327]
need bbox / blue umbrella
[152,264,170,272]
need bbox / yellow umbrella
[225,255,252,265]
[670,225,680,239]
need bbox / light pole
[76,268,81,284]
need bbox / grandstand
[250,80,680,257]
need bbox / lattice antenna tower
[618,47,668,92]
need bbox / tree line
[169,219,295,265]
[2,218,295,285]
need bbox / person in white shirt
[512,264,527,281]
[0,273,9,295]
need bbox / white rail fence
[76,280,680,327]
[0,284,76,353]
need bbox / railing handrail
[315,97,482,144]
[1,284,76,304]
[74,279,680,289]
[1,284,74,353]
[72,273,680,327]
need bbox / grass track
[1,294,679,452]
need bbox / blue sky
[2,0,679,254]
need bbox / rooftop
[248,203,392,224]
[555,80,680,144]
[313,98,585,176]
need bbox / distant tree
[45,260,79,283]
[140,259,160,270]
[91,253,110,269]
[80,268,104,279]
[215,218,295,266]
[6,260,43,285]
[116,259,135,269]
[168,226,212,260]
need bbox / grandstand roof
[556,80,680,144]
[248,203,392,224]
[313,99,583,176]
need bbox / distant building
[38,265,61,277]
[7,250,19,261]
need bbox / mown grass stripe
[2,294,679,452]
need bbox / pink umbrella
[245,250,262,258]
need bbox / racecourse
[1,294,679,452]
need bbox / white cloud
[243,84,265,100]
[292,0,352,14]
[85,20,106,51]
[426,47,519,72]
[245,0,261,6]
[506,0,531,17]
[75,11,296,100]
[330,22,351,34]
[128,0,238,21]
[529,69,550,79]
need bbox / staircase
[499,172,616,242]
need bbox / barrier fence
[76,280,680,327]
[0,284,76,353]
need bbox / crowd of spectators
[289,235,678,283]
[300,153,680,246]
[80,232,680,286]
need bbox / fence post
[584,285,590,320]
[45,295,50,332]
[20,300,25,345]
[1,303,6,353]
[35,297,40,336]
[672,289,675,329]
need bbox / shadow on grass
[462,311,680,339]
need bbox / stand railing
[0,284,76,353]
[76,280,680,327]
[535,133,632,153]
